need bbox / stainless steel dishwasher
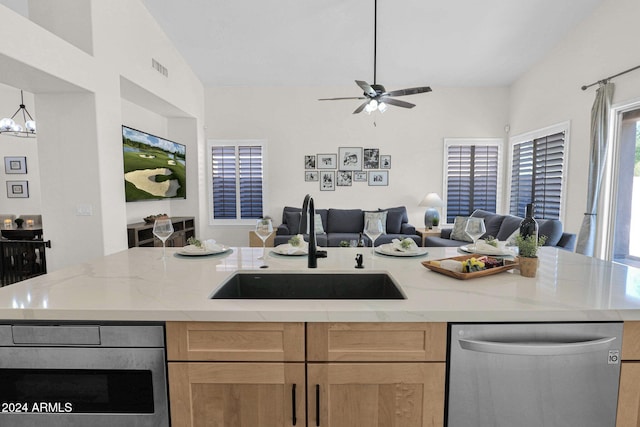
[447,322,622,427]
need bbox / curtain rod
[581,64,640,90]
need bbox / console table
[127,217,195,248]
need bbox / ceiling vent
[152,58,168,77]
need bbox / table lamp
[419,193,444,229]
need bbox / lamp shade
[419,193,444,207]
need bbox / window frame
[207,139,268,225]
[442,138,504,224]
[507,122,570,222]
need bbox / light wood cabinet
[166,321,446,427]
[617,321,640,427]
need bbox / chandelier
[0,90,36,138]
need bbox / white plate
[271,244,308,256]
[459,244,515,256]
[177,245,231,256]
[374,243,429,257]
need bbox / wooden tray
[421,254,518,280]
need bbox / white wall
[0,85,42,216]
[204,85,510,246]
[509,0,640,236]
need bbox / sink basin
[210,272,406,300]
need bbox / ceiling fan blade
[355,80,377,97]
[385,86,432,97]
[353,100,370,114]
[380,97,415,109]
[318,96,367,101]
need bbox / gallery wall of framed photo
[304,148,390,191]
[4,156,30,198]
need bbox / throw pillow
[363,211,388,234]
[285,212,325,234]
[379,209,403,234]
[450,216,473,242]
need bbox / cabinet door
[169,362,305,427]
[307,362,445,427]
[617,362,640,427]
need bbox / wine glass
[153,218,174,259]
[465,217,486,252]
[255,218,273,267]
[364,218,384,258]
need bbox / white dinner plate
[374,243,429,257]
[177,245,231,256]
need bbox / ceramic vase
[518,256,538,278]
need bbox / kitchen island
[1,247,640,426]
[0,246,638,321]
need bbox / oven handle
[458,336,616,356]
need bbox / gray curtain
[576,81,615,256]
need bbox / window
[509,125,567,220]
[444,139,503,223]
[208,140,265,222]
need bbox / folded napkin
[183,239,224,252]
[275,243,308,255]
[464,240,514,256]
[391,238,419,252]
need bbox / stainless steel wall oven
[0,322,169,427]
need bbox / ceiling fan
[318,0,432,114]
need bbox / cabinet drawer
[166,322,305,361]
[622,322,640,360]
[307,322,447,362]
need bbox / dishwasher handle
[458,336,616,356]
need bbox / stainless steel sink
[210,272,406,300]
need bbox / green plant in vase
[515,234,547,277]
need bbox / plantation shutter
[238,145,263,219]
[510,131,565,219]
[446,144,499,222]
[212,146,237,219]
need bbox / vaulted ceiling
[141,0,604,88]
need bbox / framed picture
[354,171,367,182]
[305,171,319,182]
[380,155,391,169]
[304,155,316,169]
[368,171,388,186]
[4,156,27,174]
[338,147,363,171]
[363,149,379,169]
[6,180,29,198]
[320,171,335,191]
[317,154,337,169]
[337,171,353,186]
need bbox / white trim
[601,97,640,260]
[206,139,268,226]
[507,121,570,223]
[442,138,504,224]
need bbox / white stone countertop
[0,246,639,322]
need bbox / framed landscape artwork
[338,147,363,171]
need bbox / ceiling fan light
[368,99,378,109]
[378,102,388,113]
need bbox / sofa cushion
[538,219,563,247]
[364,211,388,234]
[380,206,409,223]
[379,208,404,234]
[496,215,523,241]
[450,217,473,242]
[327,209,363,233]
[471,209,505,238]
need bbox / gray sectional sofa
[423,209,577,251]
[274,206,420,247]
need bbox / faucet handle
[355,253,364,269]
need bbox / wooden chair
[0,239,51,286]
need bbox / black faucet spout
[301,194,318,268]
